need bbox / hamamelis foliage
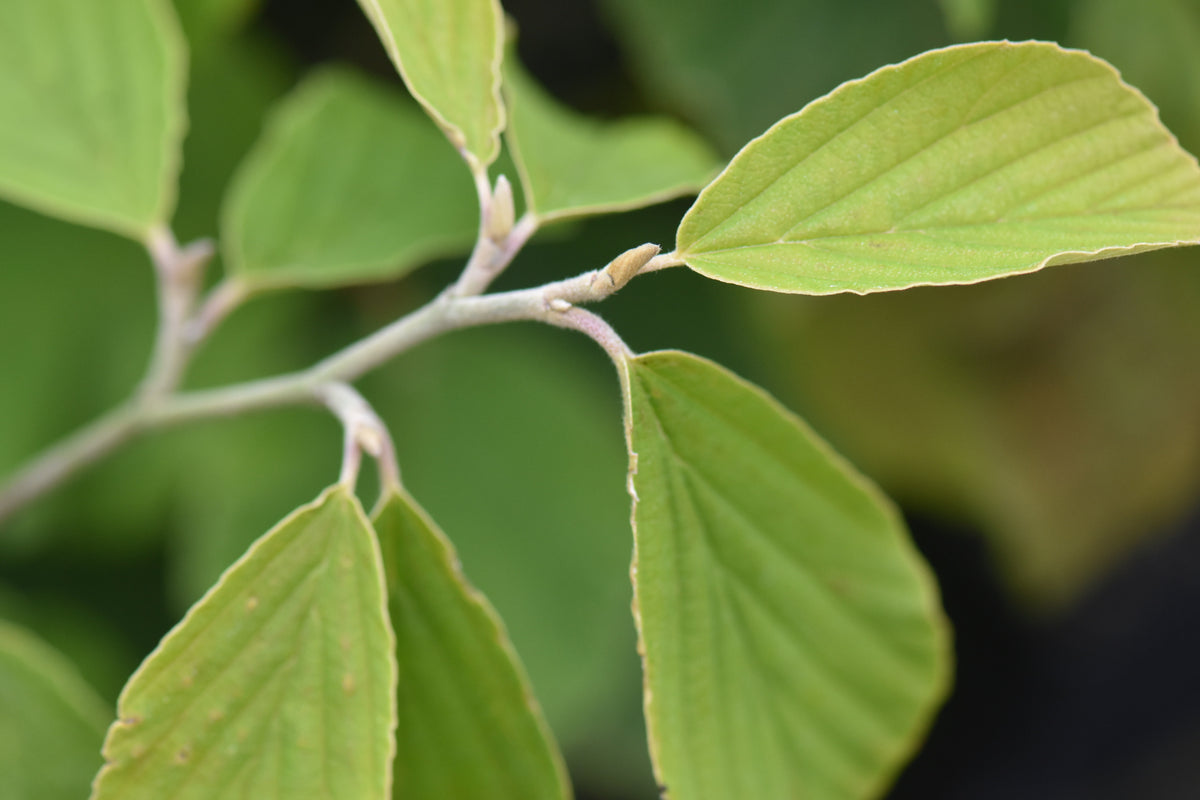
[1,2,1198,799]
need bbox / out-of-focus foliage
[939,0,997,40]
[0,620,108,800]
[222,67,477,290]
[0,0,186,240]
[503,54,719,224]
[601,0,947,154]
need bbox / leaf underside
[502,56,719,223]
[677,40,1200,294]
[90,486,396,800]
[625,350,950,800]
[355,0,505,168]
[374,489,571,800]
[222,68,477,290]
[0,0,187,239]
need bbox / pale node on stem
[138,227,215,403]
[314,382,400,495]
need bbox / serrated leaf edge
[89,484,398,799]
[357,0,506,169]
[618,350,954,799]
[675,40,1200,296]
[375,487,573,799]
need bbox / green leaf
[222,68,477,290]
[624,350,950,799]
[503,56,720,223]
[91,486,396,800]
[373,489,571,800]
[0,619,109,800]
[676,41,1200,295]
[356,0,505,169]
[0,0,187,240]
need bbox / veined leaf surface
[222,68,477,290]
[503,57,719,223]
[0,620,109,800]
[0,0,186,240]
[624,350,951,799]
[356,0,504,168]
[374,489,570,800]
[677,41,1200,294]
[90,486,396,800]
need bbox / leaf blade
[677,41,1200,294]
[0,620,109,800]
[221,68,477,290]
[503,56,720,223]
[624,350,950,799]
[373,489,571,800]
[90,485,397,800]
[356,0,505,168]
[0,0,187,239]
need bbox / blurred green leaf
[0,0,187,239]
[173,0,260,50]
[0,619,108,800]
[0,30,291,557]
[374,489,571,800]
[746,250,1200,609]
[1071,0,1200,152]
[356,0,505,168]
[503,55,719,224]
[677,41,1200,295]
[92,486,396,800]
[222,68,477,290]
[939,0,997,40]
[0,200,163,555]
[602,0,947,153]
[624,350,950,799]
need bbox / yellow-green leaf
[356,0,505,169]
[677,41,1200,294]
[0,619,109,800]
[373,489,571,800]
[0,0,187,240]
[90,486,396,800]
[221,68,477,290]
[624,350,950,799]
[503,56,720,224]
